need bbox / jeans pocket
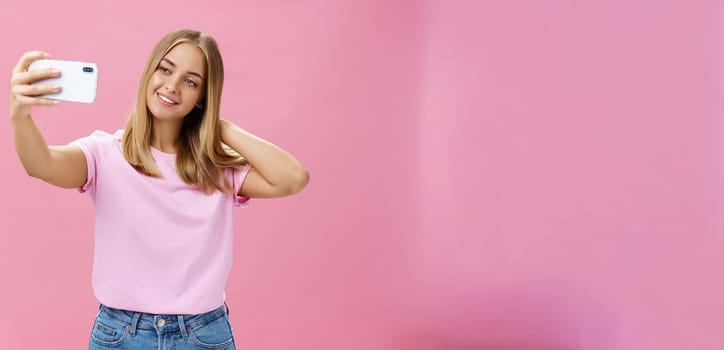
[189,315,235,349]
[89,312,130,347]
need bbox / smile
[156,92,178,106]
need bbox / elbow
[24,165,47,181]
[286,168,310,195]
[23,159,58,184]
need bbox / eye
[158,66,171,74]
[184,79,198,88]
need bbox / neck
[151,118,183,154]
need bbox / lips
[156,92,178,106]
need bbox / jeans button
[157,319,164,327]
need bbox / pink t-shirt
[70,130,251,314]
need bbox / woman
[10,28,309,349]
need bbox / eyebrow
[162,58,204,80]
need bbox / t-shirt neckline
[150,146,176,160]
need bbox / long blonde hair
[122,29,246,194]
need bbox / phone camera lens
[83,67,94,73]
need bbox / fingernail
[52,100,60,105]
[51,69,60,75]
[52,85,61,91]
[45,52,52,58]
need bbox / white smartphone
[28,59,99,103]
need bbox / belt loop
[224,301,230,316]
[130,312,141,336]
[178,315,188,340]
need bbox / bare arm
[220,119,309,198]
[10,51,87,188]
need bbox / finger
[10,67,60,86]
[14,94,59,107]
[13,51,50,74]
[12,83,61,97]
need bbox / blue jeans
[89,304,236,350]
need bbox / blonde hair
[122,29,246,194]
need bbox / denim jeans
[89,304,236,350]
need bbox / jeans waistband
[98,303,228,338]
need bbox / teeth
[158,94,176,104]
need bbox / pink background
[1,1,723,349]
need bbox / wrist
[11,113,31,122]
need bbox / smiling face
[146,43,207,121]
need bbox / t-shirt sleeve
[231,164,252,207]
[67,130,110,193]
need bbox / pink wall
[407,1,724,349]
[0,1,722,349]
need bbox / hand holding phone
[28,59,99,103]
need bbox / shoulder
[74,129,121,142]
[70,129,124,153]
[112,129,125,145]
[88,129,124,144]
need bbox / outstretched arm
[10,51,87,188]
[220,119,309,198]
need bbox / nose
[163,82,177,93]
[163,76,182,93]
